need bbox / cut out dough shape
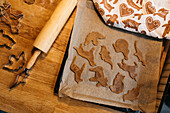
[134,41,146,66]
[145,1,156,14]
[146,16,160,32]
[154,8,169,21]
[100,0,114,12]
[89,66,108,87]
[24,0,35,5]
[70,56,86,84]
[106,14,119,25]
[122,19,141,31]
[74,43,96,66]
[94,2,105,16]
[119,3,134,17]
[123,84,143,101]
[99,45,113,69]
[109,72,125,94]
[133,13,143,20]
[118,59,138,81]
[162,20,170,38]
[127,0,142,11]
[84,32,106,46]
[113,39,129,60]
[136,0,143,5]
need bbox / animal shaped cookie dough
[153,8,169,21]
[133,13,143,20]
[119,3,134,17]
[122,19,141,31]
[134,41,146,66]
[113,39,129,60]
[162,20,170,38]
[127,0,142,11]
[123,85,143,101]
[100,0,114,12]
[70,56,86,84]
[106,14,119,25]
[94,2,105,16]
[145,1,156,14]
[146,16,160,32]
[89,66,108,87]
[118,59,138,81]
[84,32,105,46]
[109,73,125,94]
[74,44,96,66]
[99,45,113,69]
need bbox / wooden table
[0,0,169,113]
[0,0,122,112]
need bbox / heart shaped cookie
[145,1,156,14]
[146,16,160,32]
[120,3,134,17]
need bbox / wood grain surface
[0,0,169,113]
[0,0,122,113]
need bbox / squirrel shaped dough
[70,56,86,84]
[118,59,138,81]
[113,39,129,60]
[89,66,108,87]
[109,73,125,94]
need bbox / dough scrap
[99,45,113,69]
[74,43,96,66]
[84,32,105,46]
[70,56,86,84]
[134,41,146,66]
[109,72,125,94]
[113,39,129,60]
[118,59,138,81]
[89,66,108,87]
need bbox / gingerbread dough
[84,32,105,46]
[109,73,125,94]
[154,8,169,21]
[118,59,138,81]
[134,41,146,66]
[100,0,114,12]
[99,45,113,69]
[70,56,86,84]
[94,2,105,16]
[145,1,156,14]
[146,16,160,32]
[119,3,134,17]
[74,44,96,66]
[136,0,143,5]
[127,0,142,11]
[133,13,143,20]
[113,39,129,60]
[106,14,119,25]
[123,85,143,101]
[162,20,170,38]
[89,66,108,87]
[122,19,141,31]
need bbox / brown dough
[123,84,143,101]
[119,3,134,17]
[74,43,96,66]
[146,16,161,32]
[109,73,125,94]
[145,1,156,14]
[94,2,105,16]
[106,14,119,25]
[153,8,169,21]
[134,41,146,66]
[122,19,141,31]
[24,0,35,5]
[118,59,138,81]
[162,20,170,38]
[113,39,129,60]
[100,0,114,12]
[84,32,105,46]
[89,66,108,87]
[133,13,143,20]
[70,56,86,84]
[111,0,118,4]
[127,0,142,11]
[136,0,143,5]
[99,45,113,69]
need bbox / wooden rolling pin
[26,0,77,69]
[10,0,77,89]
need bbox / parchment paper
[59,0,162,112]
